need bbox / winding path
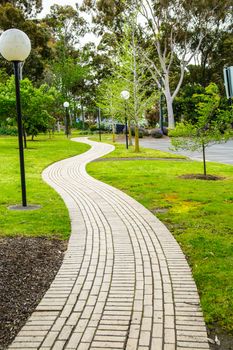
[9,138,210,350]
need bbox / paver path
[9,138,210,350]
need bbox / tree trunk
[112,121,116,143]
[202,143,207,176]
[165,92,175,129]
[23,128,27,149]
[134,125,140,152]
[128,120,133,146]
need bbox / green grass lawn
[90,134,186,159]
[87,143,233,333]
[0,134,90,239]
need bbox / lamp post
[120,90,130,149]
[0,29,31,208]
[98,107,101,142]
[63,101,70,137]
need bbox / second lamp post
[120,90,130,149]
[63,101,70,137]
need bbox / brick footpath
[8,137,210,350]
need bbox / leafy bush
[78,130,93,135]
[0,126,18,136]
[75,120,89,130]
[89,124,98,132]
[150,128,163,138]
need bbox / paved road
[139,138,233,165]
[9,138,210,350]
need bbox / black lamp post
[120,90,130,149]
[98,107,102,142]
[0,29,31,208]
[63,101,70,137]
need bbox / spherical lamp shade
[0,29,31,62]
[120,90,130,100]
[63,101,69,108]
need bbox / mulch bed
[0,237,67,350]
[179,174,225,180]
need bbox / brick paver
[8,138,210,350]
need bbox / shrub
[78,130,93,135]
[0,126,18,136]
[130,126,145,138]
[150,128,163,138]
[89,124,98,132]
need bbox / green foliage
[0,3,52,82]
[174,83,205,122]
[52,57,88,100]
[170,83,233,152]
[0,126,18,136]
[0,76,61,139]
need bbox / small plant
[169,83,233,176]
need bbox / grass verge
[0,134,90,239]
[87,140,233,333]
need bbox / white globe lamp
[63,101,70,108]
[0,28,31,62]
[120,90,130,100]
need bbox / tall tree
[0,3,52,81]
[0,0,42,17]
[115,23,155,151]
[135,0,232,128]
[43,5,89,103]
[82,0,232,128]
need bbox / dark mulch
[208,329,233,350]
[179,173,225,181]
[0,237,67,350]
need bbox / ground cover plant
[0,134,90,239]
[87,144,233,336]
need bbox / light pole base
[8,204,41,211]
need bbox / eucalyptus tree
[134,0,232,128]
[43,5,89,101]
[0,0,42,17]
[0,3,52,82]
[82,0,232,129]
